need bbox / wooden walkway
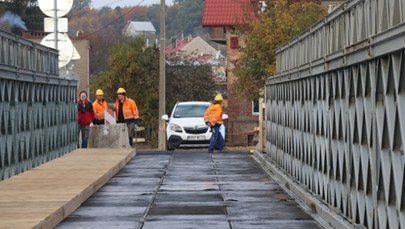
[0,148,135,229]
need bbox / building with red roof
[202,0,260,147]
[203,0,344,147]
[202,0,256,27]
[165,35,226,83]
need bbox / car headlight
[169,123,183,132]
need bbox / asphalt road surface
[57,150,323,229]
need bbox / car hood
[170,117,206,128]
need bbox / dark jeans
[209,124,224,151]
[78,124,89,148]
[118,119,139,147]
[93,119,105,125]
[127,122,135,147]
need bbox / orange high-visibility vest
[93,100,108,120]
[204,104,223,125]
[114,98,139,120]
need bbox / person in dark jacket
[78,91,94,148]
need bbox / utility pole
[158,0,166,150]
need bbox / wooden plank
[0,148,135,229]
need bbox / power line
[100,0,126,8]
[67,0,126,20]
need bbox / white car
[162,101,227,150]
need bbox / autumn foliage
[90,38,218,147]
[234,0,327,100]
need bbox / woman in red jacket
[78,91,94,148]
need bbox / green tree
[146,4,160,34]
[113,7,126,35]
[68,0,91,17]
[73,0,91,11]
[0,0,43,32]
[234,0,327,100]
[91,38,219,147]
[90,37,159,145]
[166,0,206,38]
[67,1,210,78]
[166,60,219,114]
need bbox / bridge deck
[57,151,323,229]
[0,148,135,229]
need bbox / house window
[252,99,259,115]
[230,37,239,49]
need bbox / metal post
[53,0,58,50]
[158,0,166,150]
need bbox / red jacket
[78,100,94,126]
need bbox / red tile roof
[190,54,214,62]
[202,0,256,27]
[165,37,217,61]
[165,38,190,56]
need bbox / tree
[68,0,91,17]
[67,1,211,78]
[0,0,43,32]
[90,38,219,147]
[234,0,327,100]
[68,5,155,77]
[166,59,219,114]
[166,0,206,38]
[146,4,160,34]
[90,38,159,144]
[91,37,159,113]
[113,7,126,35]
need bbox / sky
[92,0,171,8]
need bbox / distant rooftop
[127,21,156,32]
[165,36,223,60]
[202,0,256,27]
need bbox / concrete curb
[252,151,363,229]
[88,124,131,148]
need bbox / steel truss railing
[275,0,405,76]
[0,29,59,76]
[266,0,405,228]
[0,29,77,180]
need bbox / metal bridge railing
[267,51,405,229]
[275,0,405,77]
[0,28,77,180]
[266,0,405,228]
[0,29,59,76]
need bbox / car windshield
[172,104,209,118]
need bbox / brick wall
[225,33,258,146]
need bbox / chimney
[171,37,176,49]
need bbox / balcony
[208,27,227,44]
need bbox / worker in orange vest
[114,87,140,147]
[204,95,224,153]
[92,89,109,125]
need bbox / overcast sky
[92,0,172,8]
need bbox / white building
[123,21,157,46]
